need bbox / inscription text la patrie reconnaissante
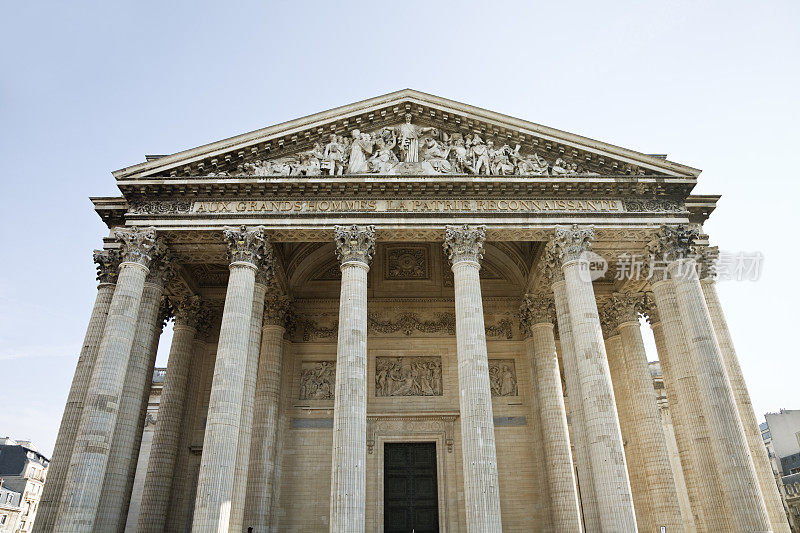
[193,198,625,214]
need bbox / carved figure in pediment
[446,134,469,173]
[510,145,549,176]
[466,134,491,174]
[322,134,346,175]
[395,114,435,163]
[347,129,374,173]
[421,137,452,173]
[551,158,568,176]
[490,144,515,175]
[368,133,398,173]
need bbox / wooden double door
[384,442,440,533]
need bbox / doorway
[384,442,440,533]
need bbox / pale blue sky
[1,1,797,456]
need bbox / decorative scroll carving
[302,320,338,341]
[551,225,595,264]
[223,225,269,267]
[375,356,442,397]
[128,200,192,215]
[233,116,607,177]
[93,249,122,284]
[621,198,683,212]
[646,224,698,264]
[367,312,456,336]
[489,359,518,397]
[520,293,555,333]
[385,246,429,280]
[299,361,336,400]
[300,312,515,340]
[334,225,376,265]
[367,413,458,454]
[173,295,212,331]
[443,225,485,265]
[114,227,158,266]
[485,319,514,340]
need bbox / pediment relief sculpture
[214,115,606,178]
[375,356,442,397]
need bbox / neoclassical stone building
[36,90,789,532]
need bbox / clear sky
[1,1,797,457]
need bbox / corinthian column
[55,227,158,533]
[544,244,599,531]
[230,267,272,532]
[604,292,683,533]
[329,225,375,533]
[551,225,636,532]
[139,296,210,533]
[520,294,582,532]
[245,293,291,532]
[649,225,771,532]
[96,247,176,533]
[698,249,791,533]
[443,225,502,532]
[193,226,271,532]
[36,250,121,533]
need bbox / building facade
[35,90,790,532]
[0,439,50,533]
[763,410,800,531]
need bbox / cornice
[112,89,701,180]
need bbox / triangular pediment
[113,89,700,179]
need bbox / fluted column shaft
[604,331,650,528]
[36,250,119,533]
[139,298,205,532]
[701,278,790,532]
[245,295,289,532]
[552,280,598,530]
[229,281,267,532]
[554,226,636,532]
[329,224,374,533]
[523,304,582,532]
[651,279,731,531]
[617,319,683,531]
[445,225,502,532]
[96,279,164,533]
[56,228,158,533]
[193,263,257,531]
[670,259,771,531]
[166,337,210,533]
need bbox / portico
[36,90,789,532]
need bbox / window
[0,514,6,524]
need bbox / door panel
[384,442,439,533]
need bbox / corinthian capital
[642,292,660,325]
[263,293,292,328]
[173,295,211,331]
[114,227,158,267]
[540,240,564,283]
[93,249,122,284]
[646,224,699,264]
[254,245,276,286]
[146,239,179,285]
[696,245,719,280]
[443,225,485,266]
[334,225,376,266]
[605,292,645,327]
[519,293,555,334]
[223,225,267,266]
[551,225,594,264]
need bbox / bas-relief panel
[489,359,518,397]
[375,356,442,397]
[298,360,336,400]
